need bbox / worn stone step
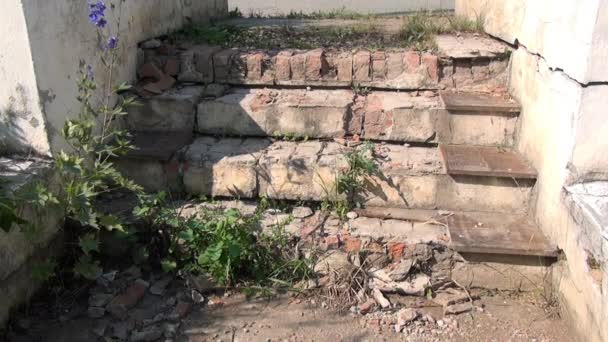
[441,91,521,113]
[128,86,518,146]
[175,199,555,292]
[138,35,510,91]
[353,207,557,257]
[440,91,520,146]
[439,144,537,179]
[117,137,536,213]
[197,88,444,143]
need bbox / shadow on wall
[0,84,40,156]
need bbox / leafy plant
[48,1,142,279]
[133,192,314,288]
[321,142,378,219]
[400,12,443,51]
[447,14,485,33]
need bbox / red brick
[275,51,293,81]
[347,95,365,134]
[172,301,192,319]
[139,63,163,80]
[358,299,376,315]
[246,53,263,81]
[386,53,404,79]
[353,51,371,81]
[213,49,236,81]
[336,54,353,82]
[371,51,386,81]
[290,53,306,81]
[107,280,148,318]
[164,58,180,76]
[343,236,362,252]
[404,51,420,72]
[322,235,340,250]
[157,43,174,56]
[388,242,406,260]
[305,49,325,81]
[422,54,439,82]
[300,212,325,239]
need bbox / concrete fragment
[314,251,351,274]
[292,206,314,219]
[397,308,419,325]
[444,302,473,315]
[150,275,173,296]
[389,259,414,282]
[372,288,391,308]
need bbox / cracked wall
[1,0,228,157]
[457,1,608,341]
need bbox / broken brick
[422,54,439,82]
[388,242,406,260]
[138,63,163,81]
[353,50,371,81]
[164,58,180,76]
[106,279,148,318]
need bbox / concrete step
[439,144,537,179]
[355,207,556,257]
[127,86,518,147]
[117,135,537,213]
[137,35,510,92]
[441,91,521,113]
[441,91,520,146]
[175,199,556,292]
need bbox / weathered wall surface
[3,0,227,155]
[457,1,608,341]
[456,0,607,84]
[230,0,454,16]
[0,0,51,156]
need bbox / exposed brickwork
[139,43,510,91]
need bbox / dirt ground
[7,289,572,342]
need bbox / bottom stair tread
[446,211,557,257]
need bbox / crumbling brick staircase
[120,31,558,291]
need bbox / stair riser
[117,139,534,213]
[170,46,510,91]
[128,87,517,147]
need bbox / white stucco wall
[457,1,608,341]
[456,0,607,84]
[4,0,227,155]
[0,0,51,156]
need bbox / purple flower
[88,1,107,28]
[106,36,118,50]
[85,65,94,80]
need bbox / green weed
[133,192,315,288]
[320,142,378,219]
